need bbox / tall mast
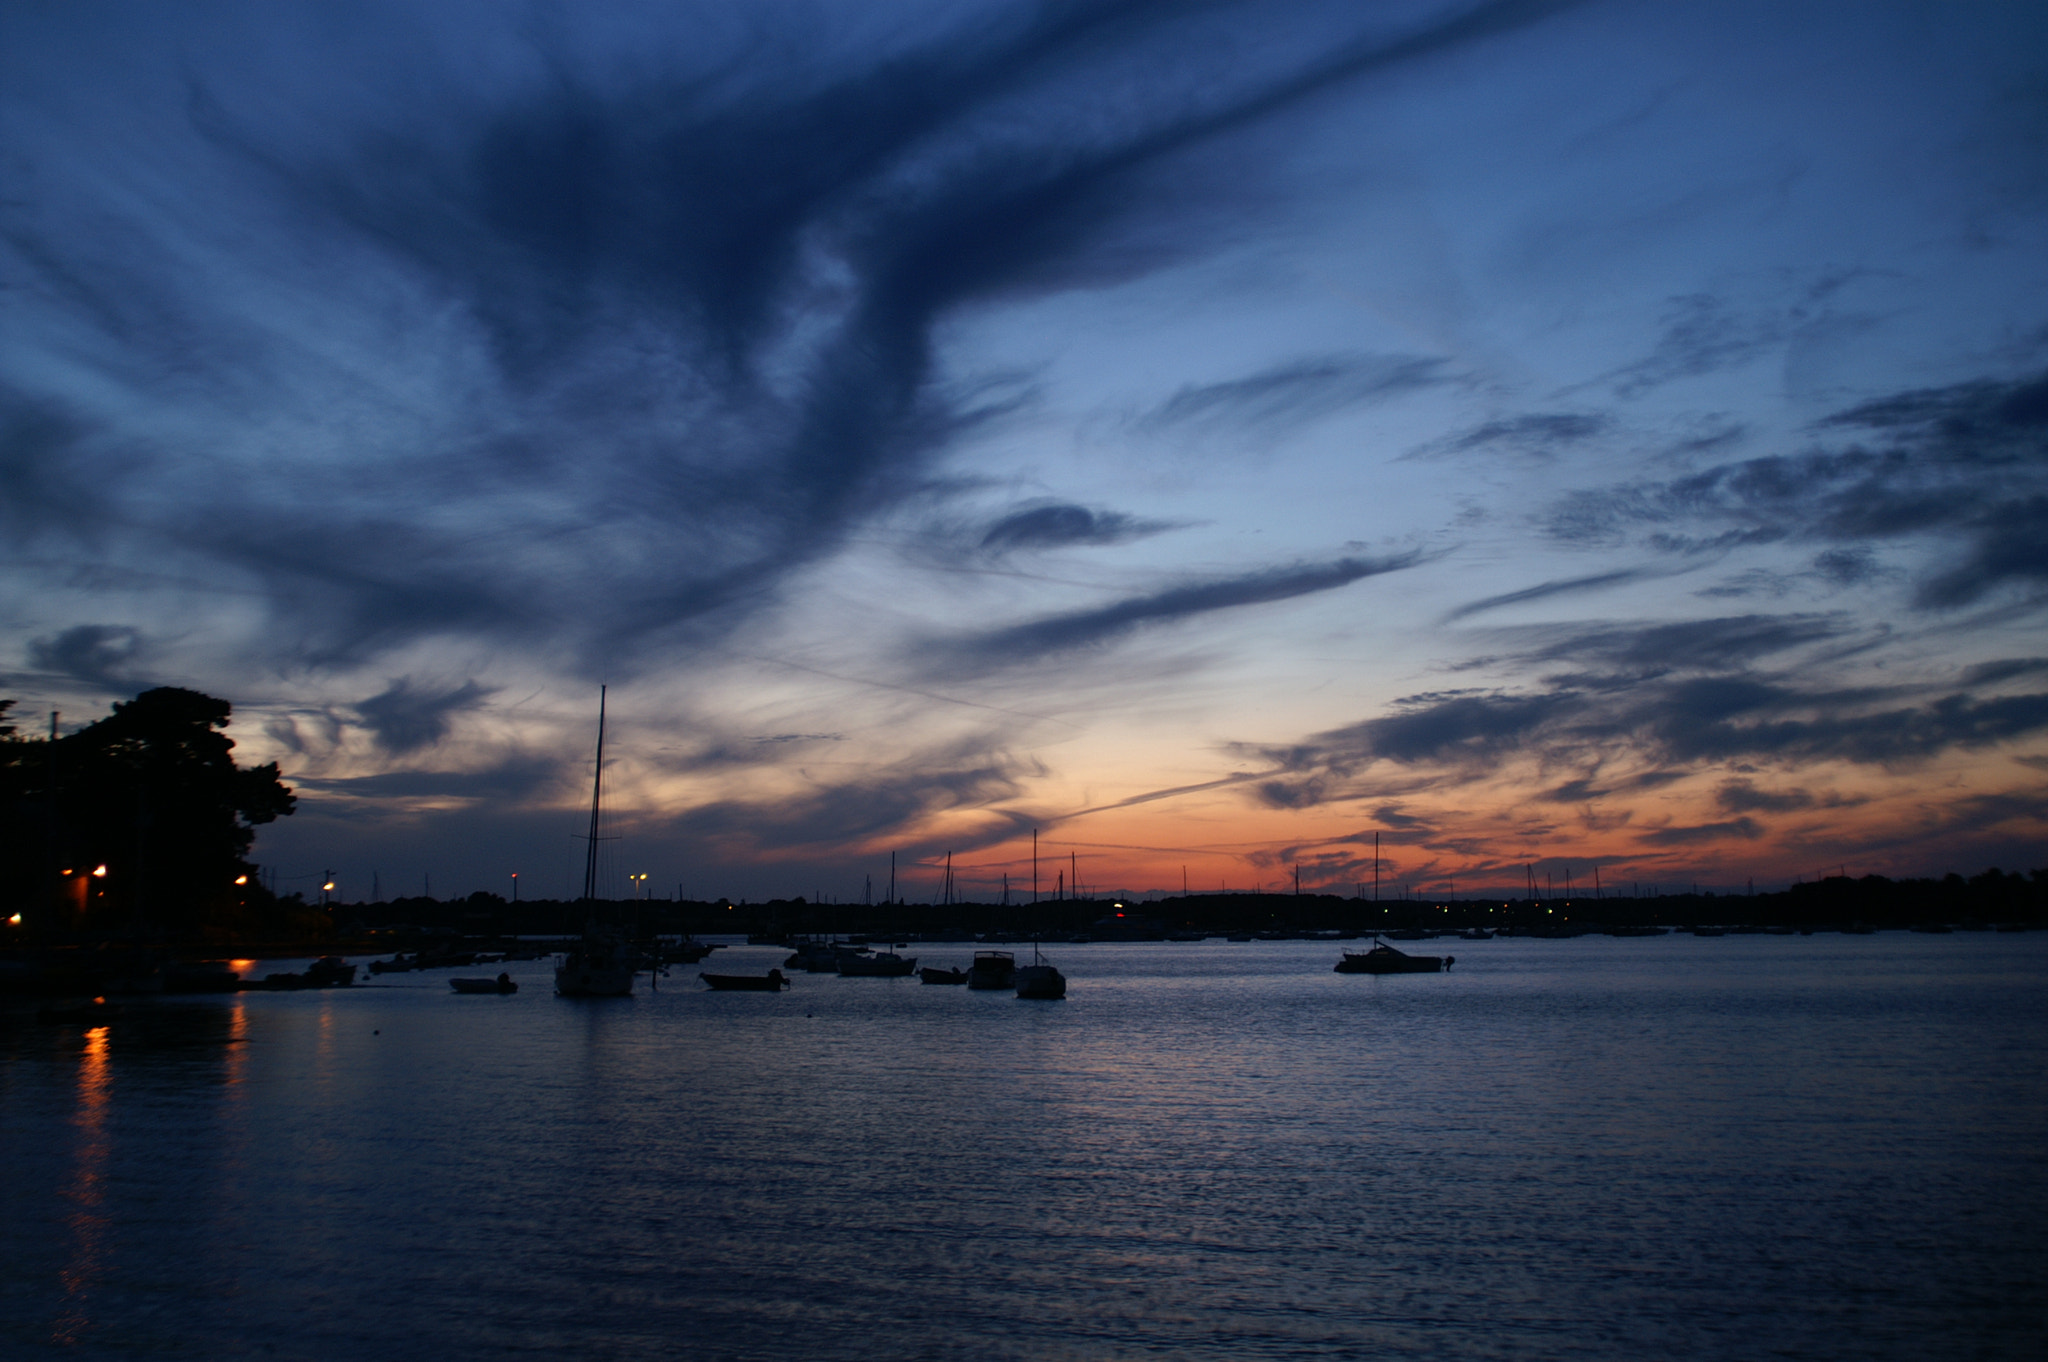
[581,686,607,902]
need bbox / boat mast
[581,685,607,902]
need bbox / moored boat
[555,926,637,996]
[839,950,916,977]
[451,973,518,994]
[1014,941,1065,999]
[1334,939,1453,974]
[700,969,790,991]
[556,688,638,998]
[919,966,968,985]
[966,950,1016,989]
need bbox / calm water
[4,935,2044,1360]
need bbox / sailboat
[1014,939,1065,999]
[1014,828,1066,998]
[556,687,637,998]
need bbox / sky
[5,0,2048,905]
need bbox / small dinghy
[700,969,790,992]
[919,966,969,985]
[450,973,518,994]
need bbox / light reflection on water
[52,1025,111,1346]
[2,935,2044,1359]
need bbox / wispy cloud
[1545,368,2048,607]
[1432,412,1609,459]
[1139,353,1451,433]
[2,1,1579,680]
[1241,613,2048,814]
[936,552,1424,672]
[1442,567,1668,622]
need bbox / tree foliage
[1,687,295,936]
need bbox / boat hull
[1014,964,1066,999]
[1335,941,1453,974]
[839,953,917,977]
[700,970,789,992]
[450,976,518,994]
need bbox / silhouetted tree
[0,687,294,936]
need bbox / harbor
[6,932,2045,1359]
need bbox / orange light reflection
[53,1025,112,1345]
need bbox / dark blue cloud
[1961,657,2048,686]
[979,501,1162,552]
[354,679,495,754]
[938,551,1423,671]
[1716,780,1813,814]
[25,624,146,690]
[1639,816,1762,846]
[292,757,560,804]
[1139,353,1451,433]
[1442,567,1665,622]
[0,0,1580,677]
[1546,367,2048,607]
[1243,610,2048,809]
[1443,412,1608,457]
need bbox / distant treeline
[339,867,2047,938]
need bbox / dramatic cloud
[1244,611,2048,817]
[1547,369,2048,607]
[940,552,1423,670]
[6,2,2046,897]
[353,680,495,755]
[25,624,146,690]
